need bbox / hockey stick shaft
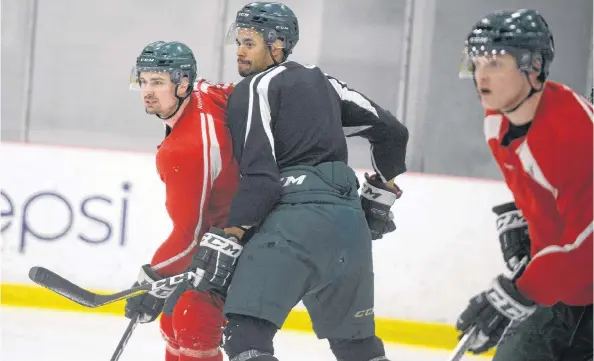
[28,266,203,308]
[446,326,477,361]
[110,314,140,361]
[446,256,529,360]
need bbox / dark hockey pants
[493,303,592,361]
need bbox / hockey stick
[110,313,140,361]
[446,256,529,361]
[28,266,202,308]
[446,326,478,361]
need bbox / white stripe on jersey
[532,221,593,259]
[327,76,388,180]
[255,66,287,160]
[484,114,504,141]
[207,113,222,185]
[244,68,276,153]
[326,77,379,118]
[515,140,558,198]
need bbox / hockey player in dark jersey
[182,2,409,361]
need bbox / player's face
[235,29,274,77]
[473,54,531,111]
[138,72,178,117]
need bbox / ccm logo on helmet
[238,12,250,17]
[469,36,489,43]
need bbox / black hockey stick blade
[28,266,151,308]
[28,266,201,308]
[110,313,140,361]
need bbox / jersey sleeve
[516,101,593,306]
[226,77,283,227]
[325,74,409,181]
[150,143,210,277]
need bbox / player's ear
[177,77,190,97]
[271,39,284,62]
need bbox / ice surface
[1,307,489,361]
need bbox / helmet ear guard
[512,50,546,82]
[264,28,278,46]
[528,53,545,81]
[170,69,184,85]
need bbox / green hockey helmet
[226,2,299,55]
[130,41,198,92]
[460,9,555,81]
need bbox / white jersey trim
[255,66,287,160]
[516,140,558,198]
[484,114,503,141]
[206,113,222,185]
[327,77,379,118]
[532,221,593,259]
[244,66,283,160]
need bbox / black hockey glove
[188,227,244,298]
[360,173,402,240]
[493,202,531,271]
[456,273,537,354]
[124,264,175,323]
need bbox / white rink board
[1,143,513,324]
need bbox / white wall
[1,143,514,324]
[3,0,591,179]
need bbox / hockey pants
[160,289,225,361]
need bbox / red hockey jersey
[150,80,239,276]
[485,81,593,306]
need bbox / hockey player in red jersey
[123,41,238,361]
[455,9,593,360]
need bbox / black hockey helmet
[460,9,555,82]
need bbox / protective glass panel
[129,67,175,91]
[458,47,511,79]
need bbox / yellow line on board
[0,283,494,356]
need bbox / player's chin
[480,96,501,110]
[238,65,254,77]
[480,98,494,110]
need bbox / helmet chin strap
[152,84,190,120]
[501,72,544,114]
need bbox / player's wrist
[223,226,250,241]
[496,274,536,307]
[367,173,403,198]
[140,264,163,282]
